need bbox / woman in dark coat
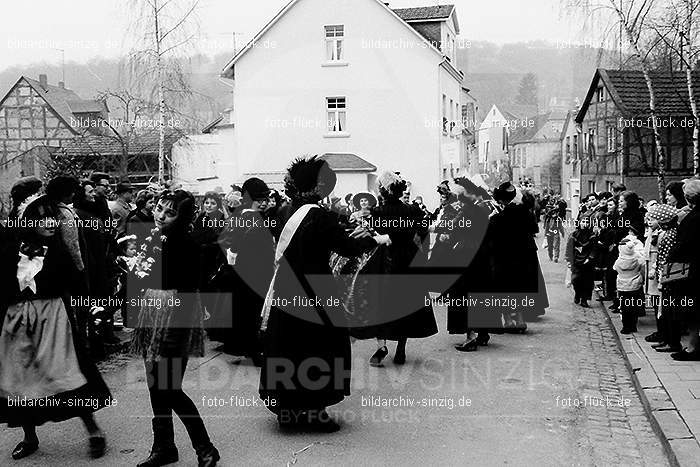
[665,180,700,361]
[0,195,110,460]
[129,190,219,467]
[445,179,493,351]
[361,172,437,366]
[259,156,387,432]
[217,178,275,363]
[192,192,227,290]
[486,182,546,332]
[74,180,115,356]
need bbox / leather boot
[195,443,220,467]
[137,418,178,467]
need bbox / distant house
[0,74,108,203]
[172,109,236,194]
[477,103,538,182]
[510,110,566,190]
[216,0,466,205]
[574,68,698,200]
[560,110,582,219]
[460,87,479,177]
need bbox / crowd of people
[564,180,700,361]
[0,156,564,464]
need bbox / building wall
[230,0,459,206]
[478,105,509,173]
[561,114,581,219]
[172,125,236,195]
[0,78,76,205]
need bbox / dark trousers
[144,358,212,453]
[619,290,643,331]
[572,264,594,301]
[660,291,683,349]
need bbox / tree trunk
[685,0,700,177]
[616,11,666,200]
[154,0,166,185]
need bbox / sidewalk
[596,291,700,467]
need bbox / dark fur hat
[285,156,337,202]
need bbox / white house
[477,103,537,181]
[172,109,236,194]
[560,110,582,220]
[213,0,464,205]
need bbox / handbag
[659,262,691,285]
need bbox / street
[0,243,670,466]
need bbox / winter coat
[614,252,644,292]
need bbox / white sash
[260,204,319,331]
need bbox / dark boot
[137,418,178,467]
[196,444,220,467]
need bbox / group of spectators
[566,179,700,361]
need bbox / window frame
[326,96,347,133]
[325,25,345,62]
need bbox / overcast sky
[0,0,579,69]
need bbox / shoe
[393,349,406,365]
[671,351,700,361]
[652,342,668,349]
[89,434,106,459]
[645,332,663,343]
[620,328,635,335]
[608,304,618,311]
[455,341,478,352]
[369,346,388,367]
[137,448,179,467]
[476,334,490,346]
[554,259,559,263]
[197,445,220,467]
[12,441,39,460]
[610,308,620,314]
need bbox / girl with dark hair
[666,181,691,223]
[0,195,110,461]
[259,156,389,432]
[129,190,219,467]
[618,191,645,241]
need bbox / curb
[595,291,700,467]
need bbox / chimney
[58,81,65,89]
[39,74,48,89]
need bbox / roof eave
[221,0,446,78]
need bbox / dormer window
[325,25,344,61]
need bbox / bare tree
[652,0,700,177]
[562,0,670,199]
[125,0,200,184]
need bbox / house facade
[0,74,108,206]
[560,110,582,219]
[575,69,698,201]
[510,111,566,191]
[219,1,465,205]
[477,103,537,184]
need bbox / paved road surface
[0,241,670,466]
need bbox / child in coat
[565,216,596,307]
[614,240,645,334]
